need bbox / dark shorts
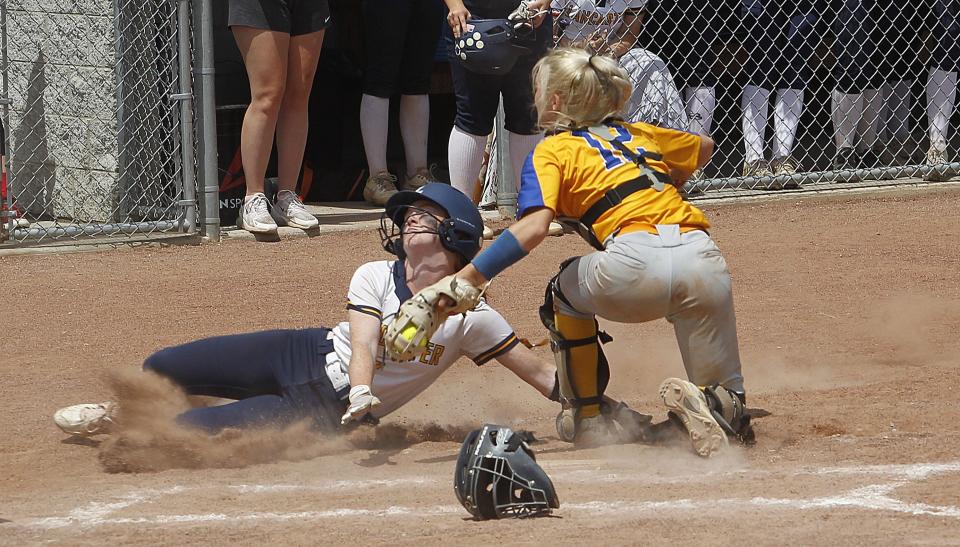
[228,0,331,36]
[445,13,552,136]
[362,0,444,97]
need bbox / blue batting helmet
[380,183,483,264]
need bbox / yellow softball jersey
[517,121,711,242]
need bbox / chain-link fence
[547,0,960,193]
[0,0,197,245]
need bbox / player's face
[401,200,447,252]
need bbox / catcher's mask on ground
[379,183,483,265]
[454,424,559,519]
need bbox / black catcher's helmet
[454,424,559,519]
[453,19,537,76]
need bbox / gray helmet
[454,424,559,519]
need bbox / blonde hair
[532,47,632,132]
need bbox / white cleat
[272,190,319,229]
[54,402,117,436]
[659,378,728,457]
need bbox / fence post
[494,99,517,218]
[193,0,220,241]
[177,0,197,234]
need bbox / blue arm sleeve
[470,229,529,280]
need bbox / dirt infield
[2,185,960,545]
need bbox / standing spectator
[552,0,690,132]
[443,0,551,234]
[829,0,877,172]
[924,0,959,181]
[739,0,816,182]
[232,0,328,234]
[360,0,445,206]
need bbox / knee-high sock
[741,85,770,163]
[858,88,883,151]
[883,79,912,144]
[831,90,863,150]
[507,131,542,193]
[927,68,957,153]
[685,86,716,136]
[360,94,390,175]
[447,126,489,202]
[399,94,431,177]
[554,312,601,418]
[772,88,803,159]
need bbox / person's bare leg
[233,27,289,196]
[276,30,325,193]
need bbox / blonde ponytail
[532,47,632,132]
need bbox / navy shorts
[143,328,348,433]
[445,13,552,136]
[228,0,331,36]
[362,0,444,97]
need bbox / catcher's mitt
[384,275,485,361]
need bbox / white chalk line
[9,460,960,531]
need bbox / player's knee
[142,347,176,376]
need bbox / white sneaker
[363,171,399,206]
[237,192,278,233]
[659,378,728,457]
[54,402,116,436]
[547,221,564,237]
[482,225,495,240]
[272,190,318,229]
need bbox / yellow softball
[401,325,428,347]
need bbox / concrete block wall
[5,0,180,222]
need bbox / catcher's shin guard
[702,384,755,445]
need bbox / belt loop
[654,224,682,247]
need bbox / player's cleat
[271,190,319,229]
[924,149,951,182]
[742,159,772,178]
[833,147,858,171]
[659,378,728,457]
[54,402,117,436]
[237,192,278,233]
[770,155,800,189]
[571,414,617,448]
[403,167,437,190]
[363,171,399,206]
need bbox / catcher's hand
[384,275,485,361]
[340,385,382,425]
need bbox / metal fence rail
[543,0,958,194]
[1,0,197,245]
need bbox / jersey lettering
[575,124,642,170]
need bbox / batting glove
[340,385,382,425]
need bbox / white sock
[831,90,862,150]
[399,94,430,177]
[741,85,770,163]
[927,68,957,153]
[858,88,883,151]
[685,86,716,136]
[360,94,390,175]
[447,126,489,203]
[882,79,912,145]
[507,131,542,194]
[772,88,803,159]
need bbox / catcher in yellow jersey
[385,47,754,456]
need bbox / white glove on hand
[340,385,382,425]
